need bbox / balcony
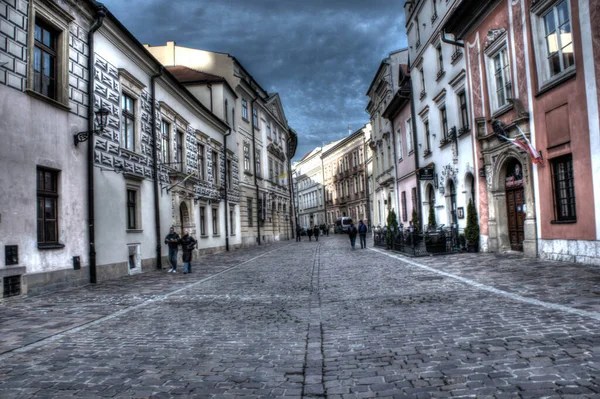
[423,149,432,158]
[451,49,463,65]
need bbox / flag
[515,125,544,165]
[495,121,543,165]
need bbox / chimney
[348,125,352,135]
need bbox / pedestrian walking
[307,226,313,241]
[313,225,320,241]
[296,225,302,242]
[180,231,197,274]
[348,222,358,249]
[164,226,180,273]
[358,220,368,249]
[320,223,328,236]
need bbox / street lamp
[73,106,110,146]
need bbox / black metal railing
[372,225,464,256]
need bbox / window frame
[175,130,184,172]
[26,0,73,108]
[199,206,207,236]
[242,98,248,120]
[252,108,259,128]
[551,153,576,222]
[197,143,205,179]
[212,207,219,235]
[212,150,219,185]
[531,0,576,92]
[161,120,170,164]
[458,91,470,131]
[33,20,58,100]
[37,167,60,246]
[485,37,513,115]
[121,93,136,151]
[243,142,251,172]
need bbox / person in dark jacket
[296,225,302,242]
[348,223,358,249]
[313,225,320,241]
[180,231,197,274]
[307,226,313,241]
[358,220,368,249]
[164,226,180,273]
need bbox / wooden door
[506,187,525,251]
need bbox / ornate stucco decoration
[484,28,507,50]
[267,142,286,161]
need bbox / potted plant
[425,204,446,253]
[386,209,399,250]
[458,233,466,250]
[464,198,480,252]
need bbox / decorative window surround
[26,0,74,109]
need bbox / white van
[334,217,353,233]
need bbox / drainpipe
[223,128,231,251]
[86,2,106,284]
[441,30,465,48]
[151,67,164,269]
[251,96,261,245]
[408,55,423,229]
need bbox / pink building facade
[445,0,600,264]
[382,65,420,228]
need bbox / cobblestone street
[2,235,600,398]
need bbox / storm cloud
[101,0,407,160]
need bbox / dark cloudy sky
[101,0,408,160]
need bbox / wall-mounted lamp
[479,167,486,177]
[418,143,422,148]
[74,106,110,146]
[432,134,437,139]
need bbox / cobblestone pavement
[1,235,600,398]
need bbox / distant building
[321,125,372,228]
[293,147,327,230]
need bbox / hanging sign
[418,166,435,180]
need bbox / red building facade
[445,0,600,263]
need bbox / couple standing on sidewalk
[164,227,197,274]
[348,220,368,250]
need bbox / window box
[451,49,463,64]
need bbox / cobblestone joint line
[371,247,600,321]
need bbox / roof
[166,66,226,84]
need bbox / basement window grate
[3,275,21,298]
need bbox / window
[267,121,272,137]
[200,206,206,235]
[420,67,426,96]
[242,99,248,120]
[253,108,259,128]
[424,120,431,151]
[212,208,219,235]
[126,189,137,230]
[415,16,421,47]
[269,158,274,182]
[197,143,205,179]
[243,143,250,172]
[354,177,358,194]
[432,0,438,20]
[28,2,72,106]
[458,92,469,131]
[247,199,253,227]
[255,150,261,176]
[436,43,444,74]
[175,131,184,171]
[230,206,236,235]
[33,21,57,99]
[37,167,59,245]
[232,109,235,130]
[402,191,407,222]
[273,126,278,142]
[161,121,170,163]
[487,46,512,112]
[551,154,576,221]
[440,106,448,138]
[406,119,414,153]
[397,128,403,159]
[121,94,135,151]
[534,0,574,85]
[212,150,219,185]
[224,99,229,123]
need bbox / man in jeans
[358,220,368,249]
[164,227,180,273]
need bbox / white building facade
[405,0,476,231]
[293,148,326,229]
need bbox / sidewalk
[0,241,290,357]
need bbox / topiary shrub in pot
[464,198,480,252]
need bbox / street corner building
[0,0,297,298]
[404,0,600,262]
